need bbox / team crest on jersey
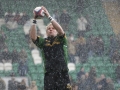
[45,39,60,47]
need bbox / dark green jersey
[33,34,69,73]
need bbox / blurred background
[0,0,120,90]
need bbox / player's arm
[29,11,38,41]
[51,18,64,36]
[29,24,37,41]
[29,22,44,48]
[42,6,65,36]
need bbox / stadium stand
[0,0,120,90]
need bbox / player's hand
[67,83,72,90]
[41,6,50,18]
[33,10,37,19]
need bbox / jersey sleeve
[33,36,45,49]
[58,34,67,45]
[58,34,69,64]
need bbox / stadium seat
[31,49,40,55]
[33,56,42,65]
[28,62,35,67]
[69,70,77,81]
[4,63,12,71]
[83,64,90,72]
[29,67,36,74]
[23,20,31,35]
[37,68,44,74]
[114,83,120,90]
[68,63,76,71]
[31,73,38,80]
[0,63,4,71]
[36,64,44,71]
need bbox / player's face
[46,24,58,37]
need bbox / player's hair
[46,23,52,31]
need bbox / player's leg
[55,70,72,90]
[44,72,56,90]
[62,69,72,90]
